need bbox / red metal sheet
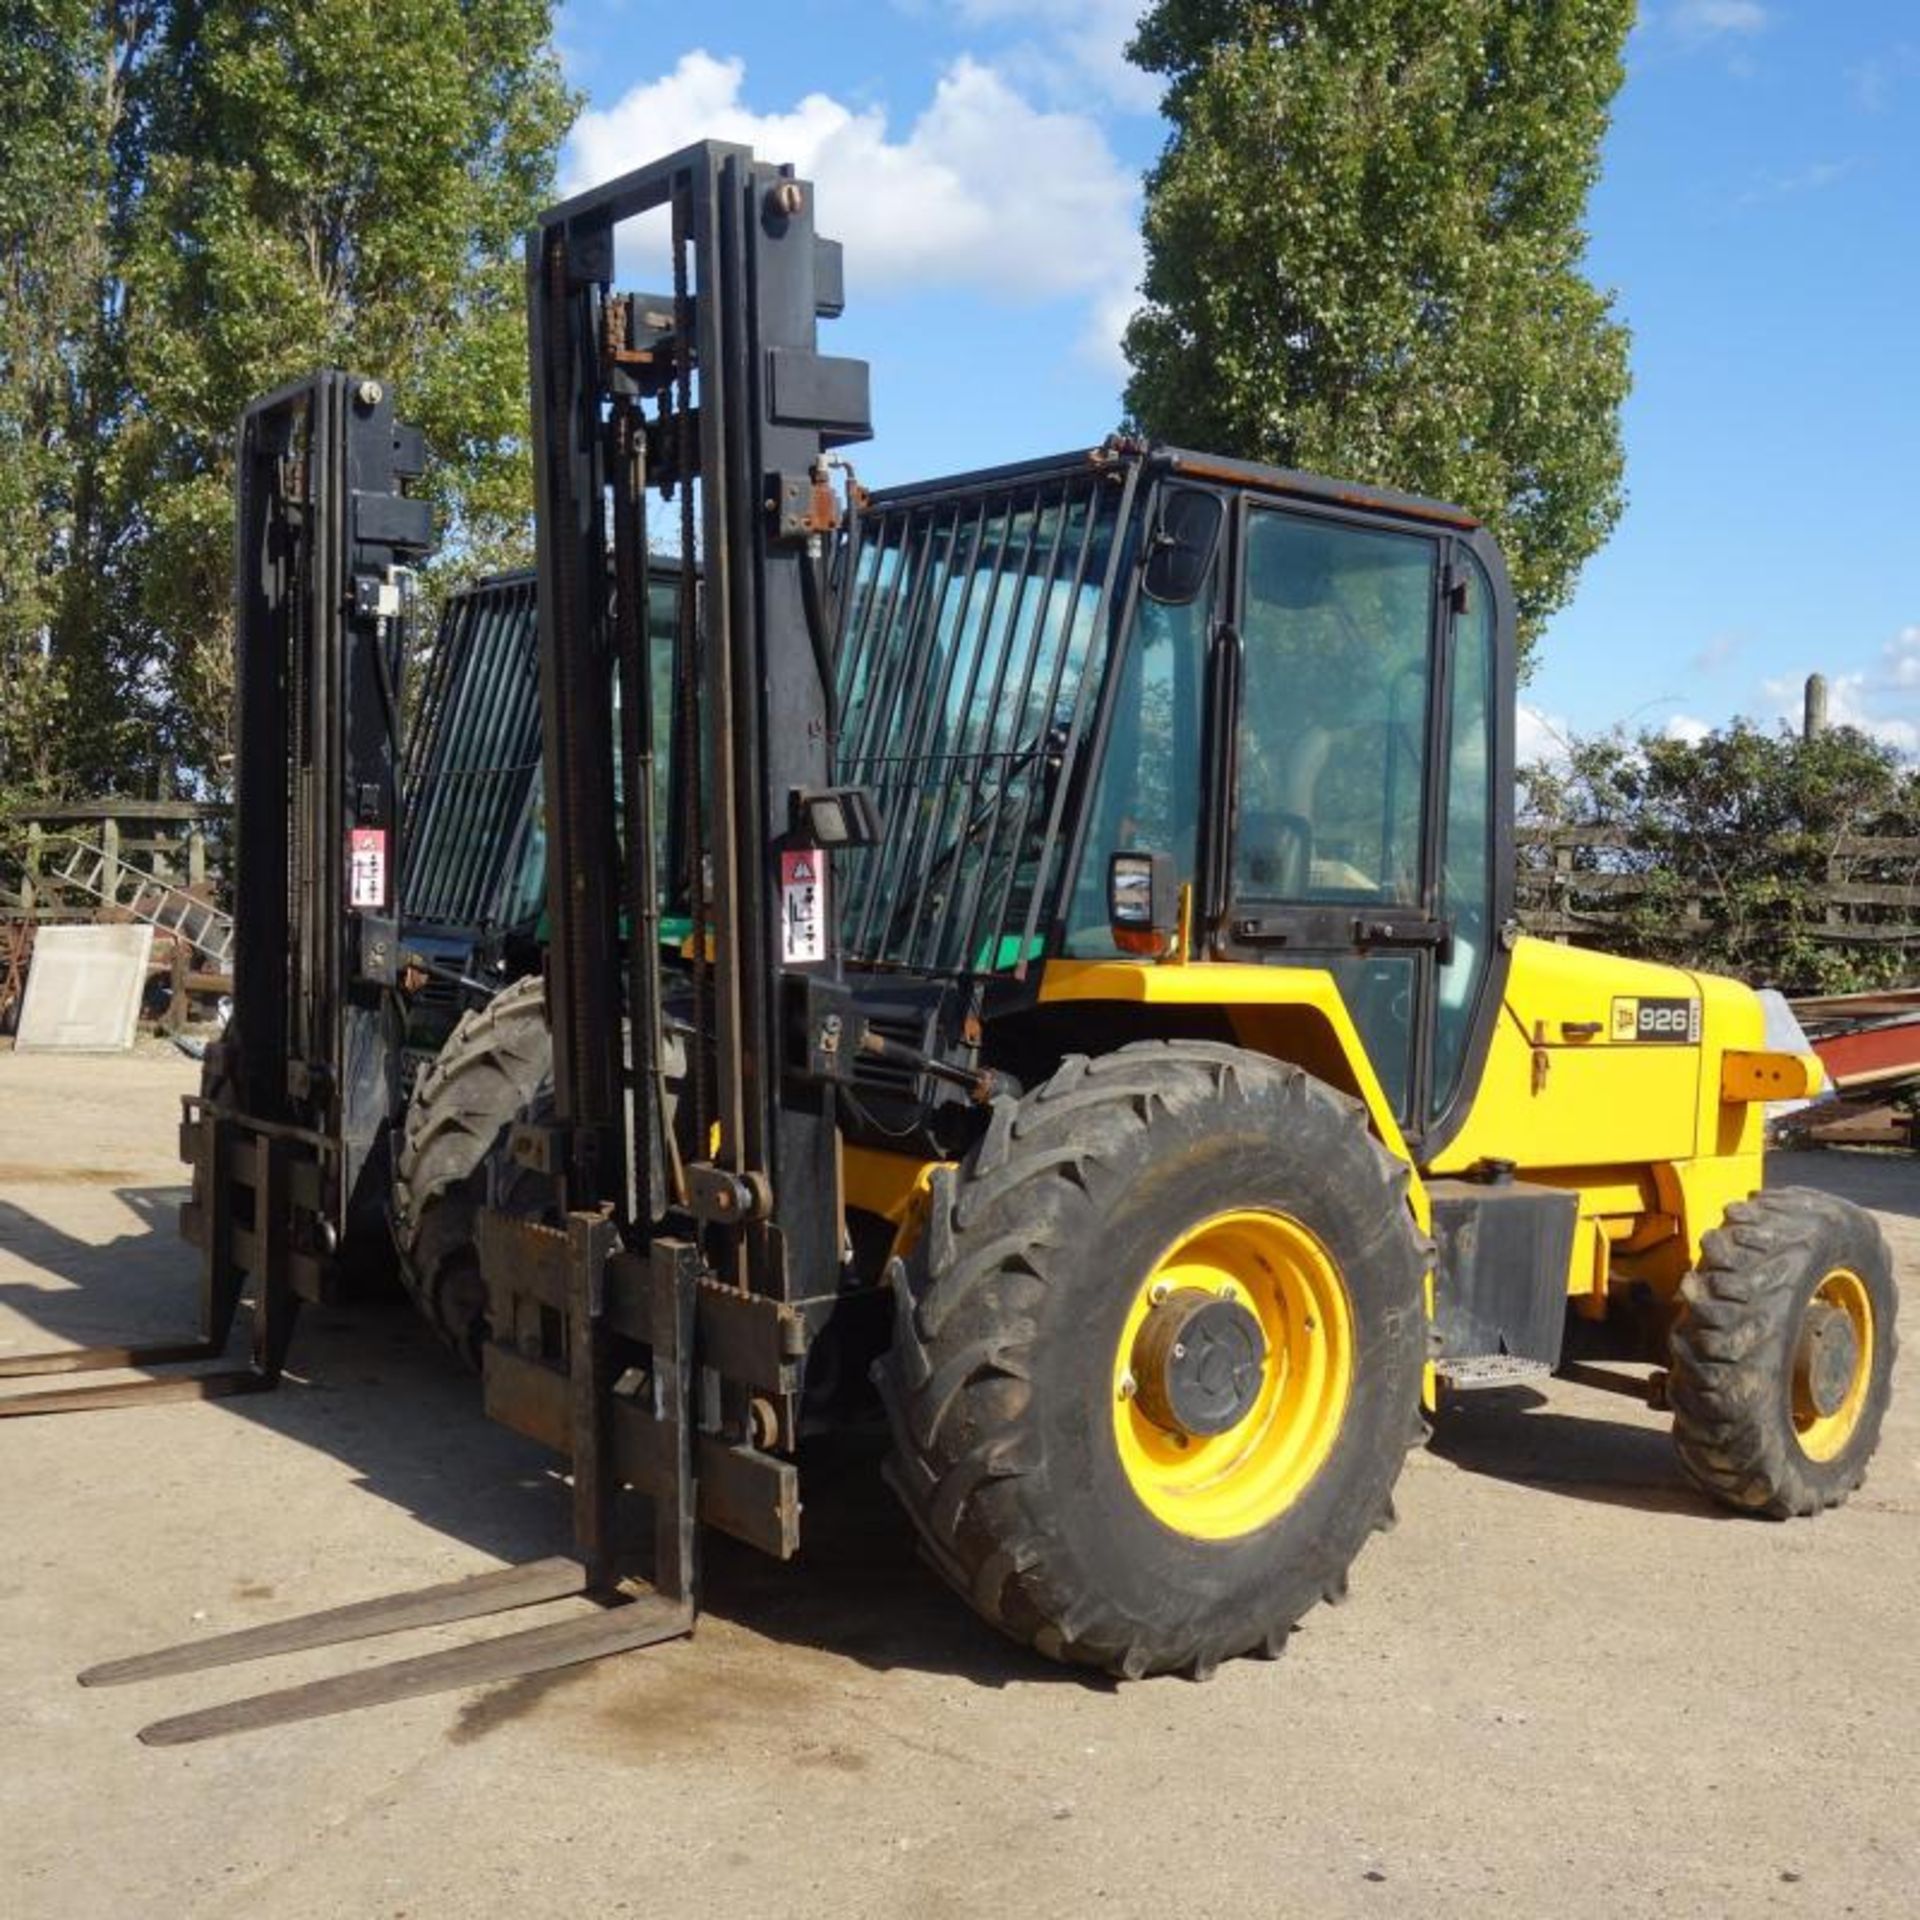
[1811,1020,1920,1088]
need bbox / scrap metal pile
[1785,989,1920,1147]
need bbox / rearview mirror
[1142,489,1223,605]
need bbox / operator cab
[1076,456,1508,1144]
[832,444,1513,1159]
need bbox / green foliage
[1522,722,1920,992]
[1124,0,1634,668]
[0,1,138,817]
[0,1,574,807]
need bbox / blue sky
[552,1,1920,757]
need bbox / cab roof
[863,440,1483,534]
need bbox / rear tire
[391,974,554,1367]
[876,1040,1427,1679]
[1669,1187,1897,1517]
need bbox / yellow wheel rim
[1794,1267,1874,1463]
[1111,1209,1353,1541]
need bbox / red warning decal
[780,849,826,963]
[349,827,388,909]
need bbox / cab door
[1219,501,1501,1140]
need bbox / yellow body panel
[841,1142,938,1260]
[1037,958,1419,1204]
[1434,941,1710,1172]
[1432,939,1774,1286]
[1723,1049,1824,1103]
[839,938,1810,1399]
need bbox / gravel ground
[2,1047,1915,1920]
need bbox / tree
[0,2,573,814]
[1521,721,1920,992]
[1124,0,1634,666]
[0,2,156,816]
[118,0,575,786]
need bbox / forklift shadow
[0,1186,1086,1689]
[0,1184,574,1569]
[701,1430,1098,1690]
[0,1186,190,1350]
[1424,1384,1724,1521]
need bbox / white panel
[14,925,156,1052]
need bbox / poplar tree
[1125,0,1635,662]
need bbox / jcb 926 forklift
[20,139,1895,1739]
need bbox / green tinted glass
[1237,514,1435,907]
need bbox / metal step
[1437,1354,1554,1390]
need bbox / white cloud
[1690,631,1742,674]
[1760,635,1920,755]
[1667,1,1769,41]
[1850,45,1920,116]
[1882,624,1920,688]
[1824,675,1920,752]
[1078,237,1146,373]
[1737,158,1859,207]
[1517,702,1574,771]
[1664,714,1713,746]
[946,0,1162,112]
[562,50,1141,330]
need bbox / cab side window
[1235,512,1435,908]
[1429,556,1496,1120]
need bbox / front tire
[876,1040,1427,1679]
[391,974,554,1367]
[1669,1187,1897,1517]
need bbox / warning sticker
[781,849,827,964]
[349,827,388,909]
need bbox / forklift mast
[0,371,434,1415]
[227,372,434,1226]
[526,141,868,1256]
[475,140,872,1587]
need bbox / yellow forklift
[27,139,1893,1739]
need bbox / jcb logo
[1611,996,1700,1045]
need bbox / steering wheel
[1239,810,1313,897]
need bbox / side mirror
[1109,850,1180,957]
[1142,489,1223,605]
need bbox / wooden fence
[1516,827,1920,950]
[1,800,231,1033]
[0,798,228,920]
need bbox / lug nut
[1117,1371,1137,1401]
[1149,1281,1171,1305]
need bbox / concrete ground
[1,1048,1915,1920]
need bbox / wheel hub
[1795,1299,1861,1420]
[1130,1288,1268,1438]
